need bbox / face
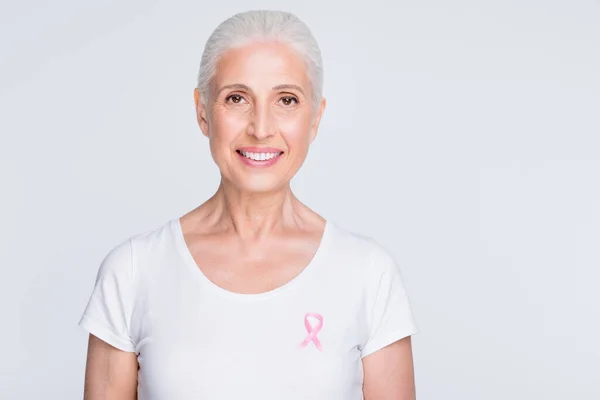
[194,41,326,194]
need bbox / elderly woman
[79,9,419,400]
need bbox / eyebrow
[272,84,305,95]
[216,83,305,96]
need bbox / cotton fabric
[78,219,418,399]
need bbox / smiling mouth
[236,149,284,161]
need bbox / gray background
[1,0,598,398]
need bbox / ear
[194,88,210,138]
[309,97,327,143]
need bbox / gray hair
[196,10,323,106]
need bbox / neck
[204,179,303,239]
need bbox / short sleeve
[78,238,136,352]
[360,241,419,358]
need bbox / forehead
[213,41,311,92]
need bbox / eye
[279,96,299,106]
[225,94,247,104]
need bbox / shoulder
[327,221,400,277]
[128,218,179,256]
[99,218,178,279]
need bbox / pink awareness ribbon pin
[299,312,323,351]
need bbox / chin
[237,178,288,194]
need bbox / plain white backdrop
[1,0,598,398]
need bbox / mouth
[236,149,284,161]
[235,148,285,167]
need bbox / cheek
[213,111,247,136]
[279,114,312,149]
[210,112,247,148]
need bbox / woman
[79,9,418,400]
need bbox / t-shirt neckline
[171,217,332,302]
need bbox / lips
[235,147,284,167]
[237,150,283,161]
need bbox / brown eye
[226,94,245,104]
[280,96,298,106]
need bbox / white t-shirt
[78,218,419,399]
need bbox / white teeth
[240,151,281,161]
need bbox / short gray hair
[196,10,323,106]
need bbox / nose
[246,102,276,140]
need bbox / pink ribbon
[299,312,323,351]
